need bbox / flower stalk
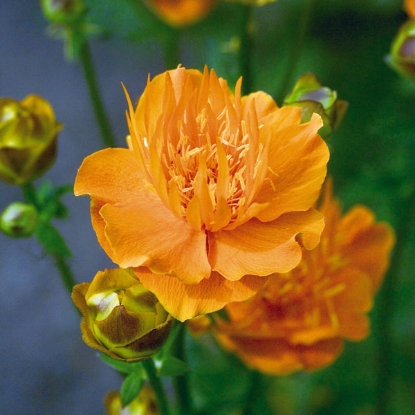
[142,358,172,415]
[78,41,116,148]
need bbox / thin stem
[239,5,254,95]
[375,186,415,415]
[21,182,39,208]
[142,358,172,415]
[53,253,77,298]
[78,41,116,148]
[276,0,315,103]
[172,324,191,415]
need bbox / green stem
[142,358,171,415]
[375,186,415,415]
[53,253,77,297]
[21,182,39,208]
[276,0,315,103]
[163,29,181,70]
[240,5,254,95]
[78,41,116,148]
[172,324,191,415]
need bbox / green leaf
[120,371,145,407]
[100,353,144,375]
[35,223,71,257]
[156,356,189,377]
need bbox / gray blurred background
[0,2,165,414]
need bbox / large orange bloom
[74,67,329,321]
[144,0,218,27]
[212,180,395,374]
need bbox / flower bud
[0,95,62,185]
[72,268,173,362]
[104,386,159,415]
[40,0,86,25]
[283,73,348,138]
[144,0,219,27]
[0,202,38,238]
[386,19,415,81]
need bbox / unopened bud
[41,0,86,25]
[0,94,62,185]
[386,20,415,81]
[0,202,38,237]
[284,73,348,138]
[72,268,173,362]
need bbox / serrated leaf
[121,371,145,407]
[35,223,71,257]
[157,356,189,377]
[100,353,144,375]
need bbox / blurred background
[1,0,415,414]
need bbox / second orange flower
[74,66,329,321]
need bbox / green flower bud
[40,0,86,25]
[0,95,62,185]
[283,73,348,138]
[386,19,415,81]
[0,202,38,238]
[72,268,173,362]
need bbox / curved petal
[338,206,395,291]
[254,111,329,222]
[100,197,210,284]
[209,209,324,280]
[74,147,145,200]
[134,269,266,322]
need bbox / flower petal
[134,269,266,321]
[209,209,324,280]
[254,110,329,221]
[74,148,145,200]
[100,197,210,284]
[216,335,343,375]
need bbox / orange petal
[339,206,395,291]
[255,110,329,221]
[100,199,210,284]
[134,269,266,321]
[74,148,145,200]
[216,335,343,375]
[209,209,324,280]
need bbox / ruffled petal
[209,209,324,280]
[99,197,210,284]
[134,269,266,321]
[254,110,329,222]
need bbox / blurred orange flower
[212,180,395,374]
[405,0,415,18]
[74,66,329,321]
[144,0,218,27]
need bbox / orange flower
[212,180,395,374]
[405,0,415,18]
[144,0,218,27]
[74,66,329,321]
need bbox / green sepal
[100,353,145,375]
[156,355,189,377]
[120,371,145,407]
[36,181,73,220]
[35,222,71,257]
